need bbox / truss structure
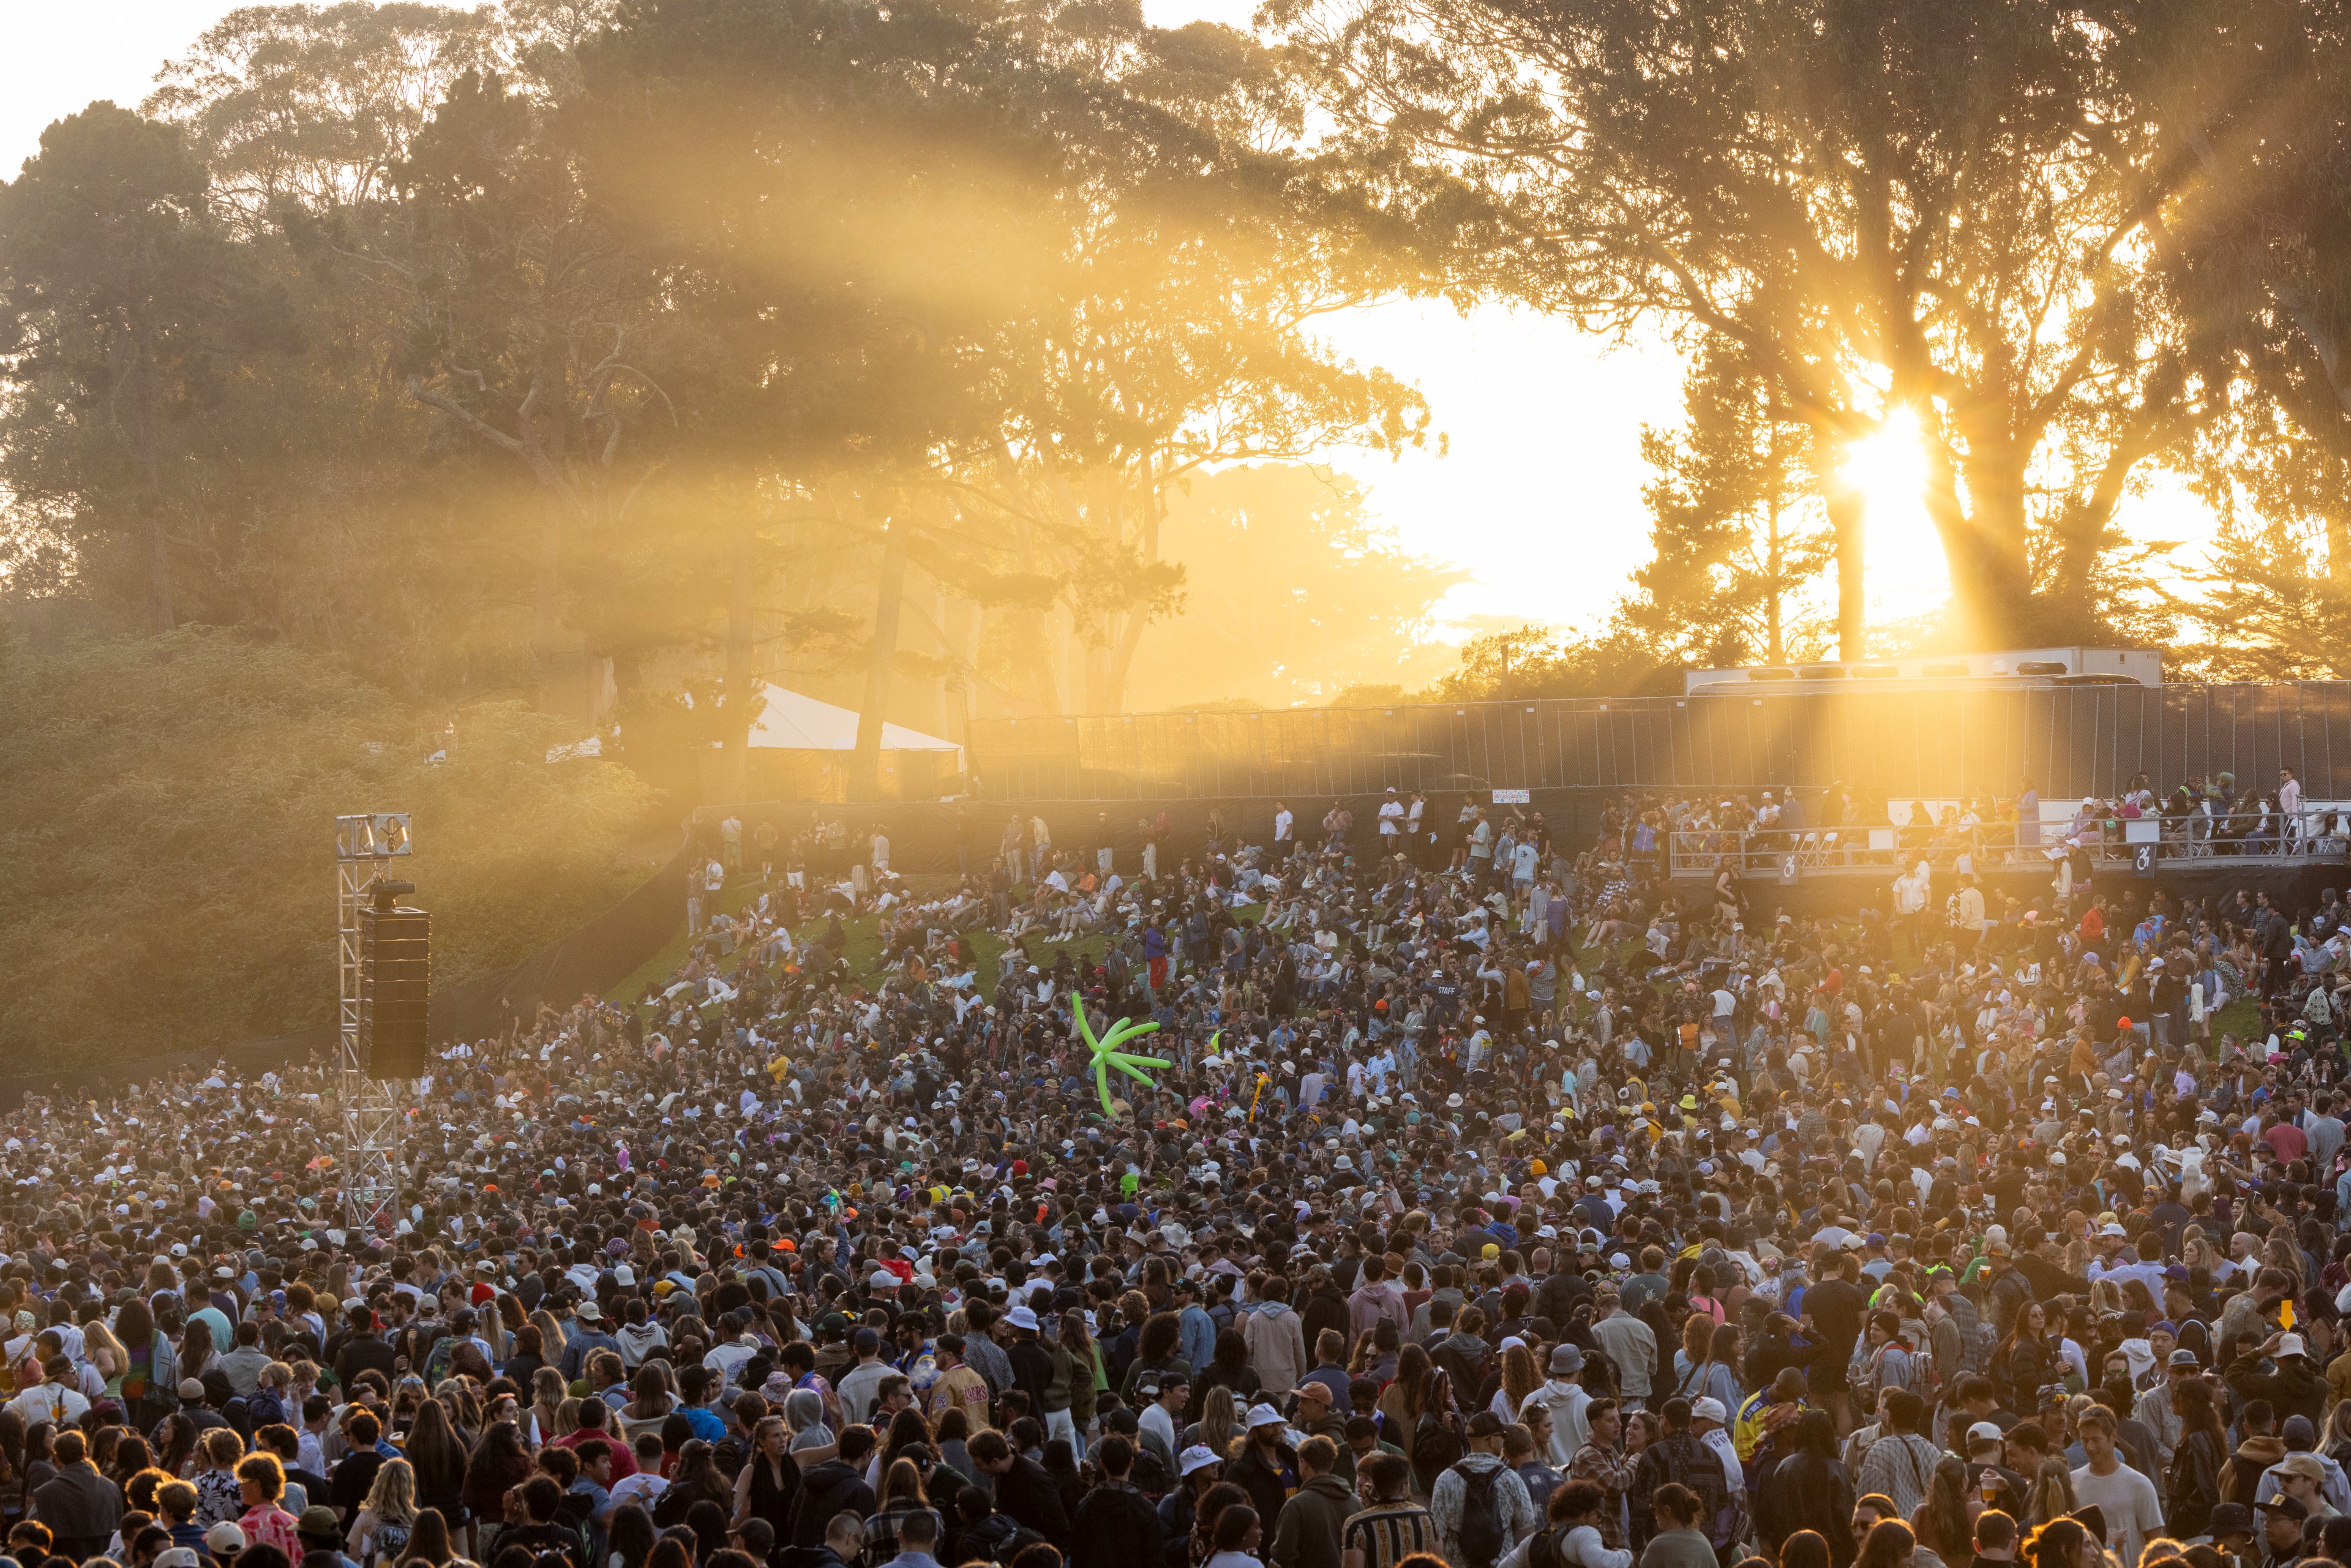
[336,836,406,1234]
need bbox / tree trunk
[130,322,173,633]
[1810,415,1865,658]
[1934,433,2037,644]
[535,495,565,659]
[1764,408,1786,665]
[1829,487,1865,661]
[722,511,756,804]
[852,519,910,801]
[1100,459,1166,714]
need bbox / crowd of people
[9,784,2351,1568]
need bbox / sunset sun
[1843,407,1952,624]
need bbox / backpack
[367,1518,413,1567]
[1413,1410,1466,1492]
[1130,1445,1172,1498]
[1451,1462,1510,1568]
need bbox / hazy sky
[6,0,2203,641]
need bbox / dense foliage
[0,628,656,1065]
[1276,0,2351,664]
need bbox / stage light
[337,813,414,860]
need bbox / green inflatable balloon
[1073,996,1173,1119]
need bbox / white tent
[744,683,961,757]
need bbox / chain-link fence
[969,683,2351,802]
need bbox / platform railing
[1667,806,2351,875]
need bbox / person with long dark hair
[731,1416,799,1538]
[2018,1516,2099,1568]
[2164,1378,2227,1539]
[656,1442,733,1530]
[1993,1305,2060,1422]
[607,1504,661,1568]
[1374,1346,1436,1489]
[1757,1412,1857,1568]
[405,1398,471,1555]
[462,1421,534,1548]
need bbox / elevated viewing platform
[1668,805,2351,884]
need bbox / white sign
[1491,789,1531,805]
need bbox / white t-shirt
[609,1472,670,1511]
[6,1384,89,1425]
[1378,800,1404,836]
[2069,1461,2162,1568]
[1273,809,1293,842]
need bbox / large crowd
[8,784,2351,1568]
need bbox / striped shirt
[1341,1503,1436,1568]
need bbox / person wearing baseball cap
[1136,1373,1190,1479]
[1290,1378,1351,1468]
[2267,1452,2334,1522]
[2259,1490,2309,1562]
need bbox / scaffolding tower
[336,814,411,1234]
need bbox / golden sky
[10,0,2220,645]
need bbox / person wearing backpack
[1624,1399,1728,1558]
[1432,1411,1539,1568]
[1512,1479,1632,1568]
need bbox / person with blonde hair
[350,1457,419,1566]
[2024,1457,2077,1529]
[194,1426,247,1528]
[529,1366,568,1446]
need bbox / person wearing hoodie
[1070,1436,1161,1568]
[2257,1418,2351,1517]
[1268,1435,1353,1568]
[1521,1345,1593,1467]
[1298,1270,1350,1358]
[1431,1304,1493,1396]
[2227,1401,2287,1508]
[612,1297,668,1372]
[789,1427,879,1549]
[1242,1278,1310,1396]
[1348,1259,1408,1344]
[970,1426,1072,1551]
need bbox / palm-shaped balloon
[1074,996,1173,1119]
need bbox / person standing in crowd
[4,781,2351,1568]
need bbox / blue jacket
[1178,1304,1217,1375]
